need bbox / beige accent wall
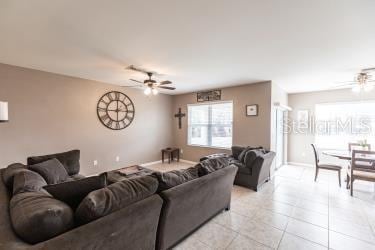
[0,63,173,175]
[172,82,272,162]
[288,89,375,164]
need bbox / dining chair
[347,150,375,196]
[311,144,342,186]
[348,143,371,151]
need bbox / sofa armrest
[250,152,276,181]
[37,195,163,250]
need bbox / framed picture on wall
[197,90,221,102]
[246,104,258,116]
[297,110,309,128]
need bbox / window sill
[187,144,232,150]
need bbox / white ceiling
[0,0,374,94]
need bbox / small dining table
[322,150,352,160]
[323,150,375,161]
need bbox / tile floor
[147,162,375,250]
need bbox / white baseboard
[287,162,314,168]
[140,160,162,167]
[180,159,198,165]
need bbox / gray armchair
[230,146,276,191]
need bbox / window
[188,101,233,148]
[315,101,375,149]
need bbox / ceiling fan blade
[129,79,144,84]
[159,80,172,85]
[332,83,356,88]
[158,86,176,90]
[121,84,143,88]
[126,65,157,76]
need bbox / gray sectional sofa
[0,150,238,250]
[156,165,237,250]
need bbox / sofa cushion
[27,150,80,176]
[231,146,246,160]
[199,157,229,175]
[44,174,107,210]
[75,175,158,224]
[2,163,28,190]
[12,170,47,195]
[29,158,68,185]
[10,191,74,244]
[238,147,251,162]
[152,167,199,191]
[237,165,252,175]
[229,158,244,168]
[244,149,264,166]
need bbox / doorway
[275,108,286,170]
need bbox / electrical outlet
[116,156,120,162]
[93,160,98,166]
[180,149,183,154]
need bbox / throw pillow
[199,157,229,175]
[75,175,158,225]
[2,163,28,190]
[44,174,107,210]
[27,150,80,176]
[238,146,265,162]
[10,191,74,244]
[244,149,264,166]
[12,170,47,195]
[231,146,246,160]
[152,167,199,191]
[29,158,68,185]
[238,146,252,162]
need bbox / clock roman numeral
[106,93,114,101]
[97,107,107,112]
[100,114,110,122]
[114,92,120,100]
[115,122,120,130]
[106,119,113,128]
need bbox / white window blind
[188,101,233,148]
[315,101,375,149]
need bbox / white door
[275,109,285,169]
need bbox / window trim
[187,100,233,149]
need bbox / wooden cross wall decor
[174,108,186,129]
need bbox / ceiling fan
[123,65,176,95]
[334,68,375,93]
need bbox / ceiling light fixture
[152,88,158,95]
[144,87,151,95]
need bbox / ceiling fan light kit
[125,65,176,96]
[333,68,375,93]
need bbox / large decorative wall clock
[97,91,135,130]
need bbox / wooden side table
[162,148,180,164]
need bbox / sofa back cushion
[231,146,246,160]
[44,174,107,210]
[27,150,80,176]
[75,175,158,224]
[152,167,199,191]
[12,170,47,195]
[29,158,68,185]
[2,163,28,191]
[199,157,229,175]
[10,191,74,244]
[244,149,265,165]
